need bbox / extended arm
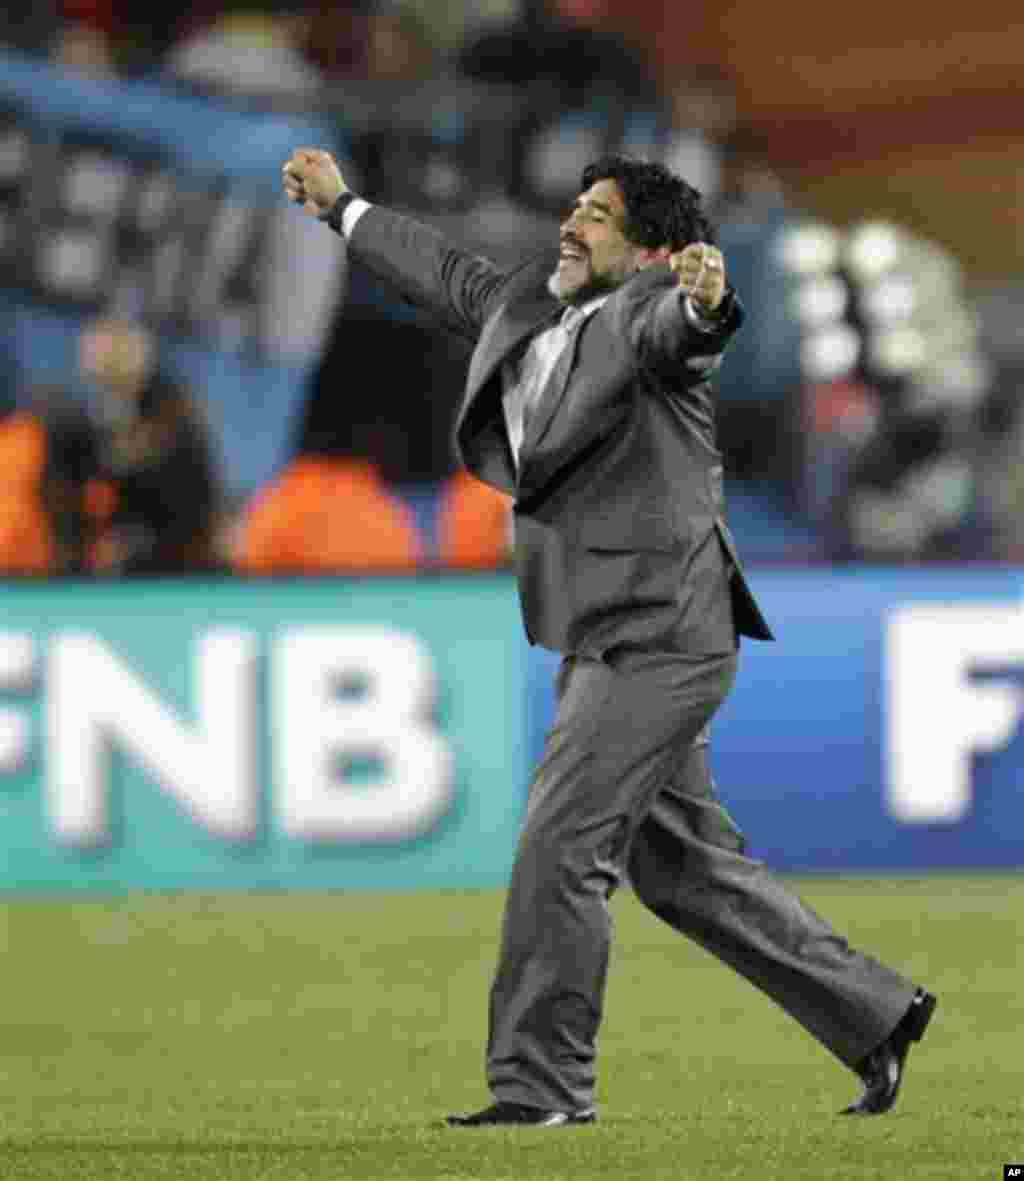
[282,147,505,340]
[629,241,742,373]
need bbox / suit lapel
[462,290,559,412]
[518,309,587,461]
[455,287,560,493]
[518,271,676,470]
[455,263,670,496]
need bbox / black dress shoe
[842,989,937,1115]
[446,1101,596,1127]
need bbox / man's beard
[547,263,623,305]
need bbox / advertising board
[529,568,1024,870]
[0,576,527,890]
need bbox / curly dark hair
[581,155,715,252]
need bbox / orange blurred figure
[0,411,54,574]
[235,457,422,574]
[436,467,513,569]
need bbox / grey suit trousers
[486,647,917,1112]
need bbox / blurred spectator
[50,20,119,77]
[165,7,327,101]
[163,2,446,104]
[360,3,437,82]
[301,0,372,83]
[835,406,978,561]
[0,405,56,574]
[456,0,657,106]
[35,387,106,574]
[78,317,222,574]
[436,466,512,568]
[782,220,995,560]
[658,65,740,210]
[0,316,99,576]
[234,451,422,574]
[0,384,136,578]
[453,0,661,237]
[386,0,519,56]
[712,125,788,229]
[164,1,404,99]
[977,406,1024,560]
[970,285,1024,559]
[51,0,165,76]
[59,0,114,33]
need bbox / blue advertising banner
[5,568,1024,891]
[0,575,528,891]
[528,567,1024,872]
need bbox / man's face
[79,320,153,426]
[551,178,658,304]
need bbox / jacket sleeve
[627,279,745,381]
[342,206,508,342]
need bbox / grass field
[1,877,1021,1181]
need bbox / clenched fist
[670,242,727,314]
[281,148,348,220]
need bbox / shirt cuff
[343,197,371,237]
[683,291,731,334]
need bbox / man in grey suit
[281,148,936,1126]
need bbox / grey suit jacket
[339,205,773,655]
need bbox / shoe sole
[446,1111,596,1128]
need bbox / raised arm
[629,241,742,374]
[281,147,505,341]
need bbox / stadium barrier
[1,567,1022,891]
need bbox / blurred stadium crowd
[0,0,1020,576]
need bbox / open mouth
[559,242,587,263]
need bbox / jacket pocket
[576,512,679,554]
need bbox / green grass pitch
[1,876,1021,1180]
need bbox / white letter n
[47,630,257,844]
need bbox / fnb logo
[0,627,453,846]
[886,605,1024,824]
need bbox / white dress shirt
[500,296,608,469]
